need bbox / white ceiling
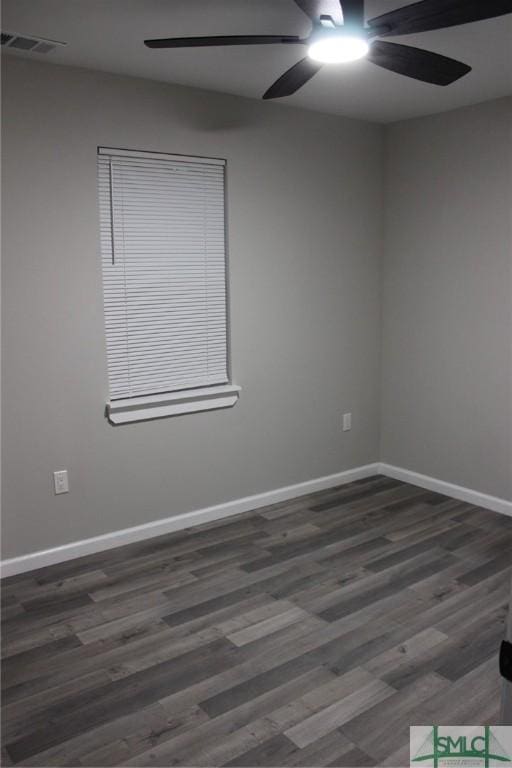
[2,0,512,123]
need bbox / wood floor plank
[223,733,298,767]
[284,677,395,748]
[340,672,449,762]
[361,627,448,678]
[283,730,354,767]
[227,606,310,647]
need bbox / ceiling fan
[144,0,512,99]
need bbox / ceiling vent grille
[1,32,67,54]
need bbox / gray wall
[381,97,512,500]
[1,57,383,559]
[4,57,510,562]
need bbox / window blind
[98,148,228,400]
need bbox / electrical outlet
[342,413,352,431]
[53,470,69,495]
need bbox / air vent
[33,41,58,54]
[9,36,39,50]
[1,32,67,54]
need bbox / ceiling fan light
[308,35,369,64]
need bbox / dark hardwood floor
[2,475,511,767]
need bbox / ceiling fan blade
[292,0,344,26]
[367,41,471,85]
[367,0,512,38]
[263,57,323,99]
[340,0,365,28]
[144,35,305,49]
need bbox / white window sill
[107,384,241,424]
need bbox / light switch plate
[53,470,69,494]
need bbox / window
[98,147,239,423]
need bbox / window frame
[97,146,239,423]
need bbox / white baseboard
[0,463,379,578]
[4,461,510,579]
[378,463,512,518]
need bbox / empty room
[1,1,512,766]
